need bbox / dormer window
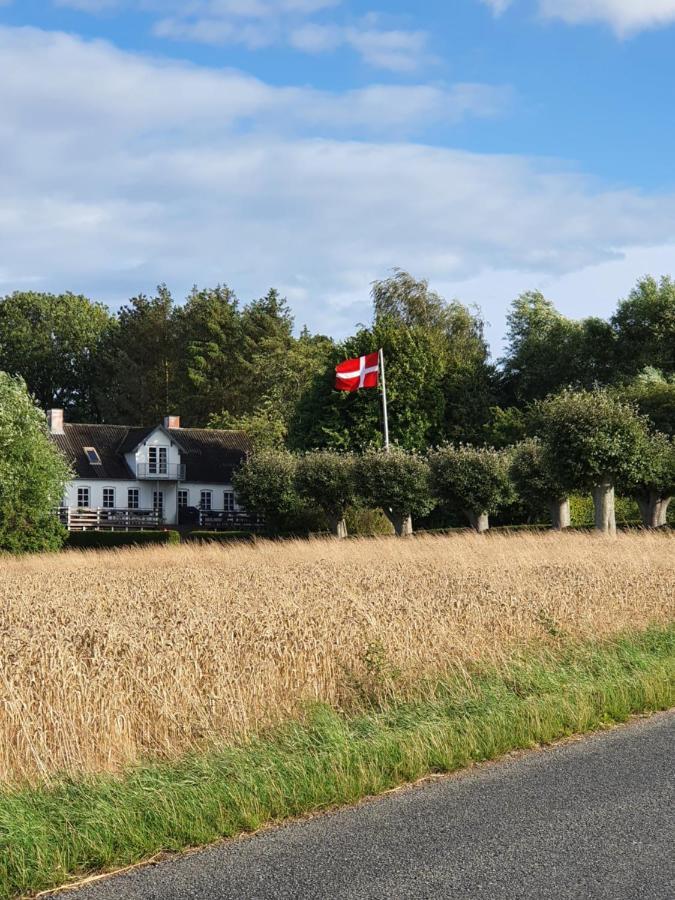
[84,447,102,466]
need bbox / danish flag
[335,351,380,392]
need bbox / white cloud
[290,23,429,72]
[481,0,675,34]
[1,26,675,346]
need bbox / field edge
[3,626,674,900]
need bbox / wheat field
[0,531,673,784]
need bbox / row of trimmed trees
[234,389,674,536]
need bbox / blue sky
[2,0,675,351]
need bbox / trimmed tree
[232,448,298,535]
[622,432,674,528]
[509,438,571,529]
[354,447,434,536]
[0,373,70,553]
[295,450,355,538]
[428,444,512,533]
[534,389,651,535]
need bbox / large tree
[612,276,675,378]
[0,373,70,553]
[354,447,434,536]
[0,291,113,420]
[533,389,651,534]
[621,431,674,528]
[98,286,180,425]
[428,444,512,532]
[509,438,571,529]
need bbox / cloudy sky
[2,1,675,350]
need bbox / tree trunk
[637,492,672,529]
[548,498,571,530]
[327,515,348,539]
[466,510,489,533]
[592,482,616,535]
[385,511,413,537]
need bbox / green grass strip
[1,627,673,899]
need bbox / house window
[178,489,189,509]
[153,490,164,518]
[128,488,139,509]
[223,491,235,512]
[200,490,212,511]
[148,446,168,475]
[102,488,115,509]
[77,486,90,508]
[84,447,102,466]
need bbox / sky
[2,1,675,352]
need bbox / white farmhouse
[48,410,253,530]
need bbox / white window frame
[128,488,140,510]
[84,447,102,466]
[77,486,90,508]
[178,489,189,509]
[102,487,116,509]
[200,490,212,511]
[148,446,168,475]
[223,491,235,512]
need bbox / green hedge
[66,530,180,549]
[186,531,256,544]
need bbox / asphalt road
[71,711,674,900]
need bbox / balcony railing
[196,509,265,531]
[135,463,186,480]
[58,507,163,531]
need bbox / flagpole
[379,348,390,452]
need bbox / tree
[353,447,434,536]
[616,368,675,437]
[0,291,113,420]
[232,449,298,534]
[0,373,70,553]
[621,432,674,528]
[533,390,651,534]
[428,445,512,532]
[295,451,356,537]
[612,276,675,378]
[98,287,180,425]
[509,438,571,529]
[209,403,288,452]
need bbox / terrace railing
[58,507,163,532]
[135,463,186,480]
[196,509,265,532]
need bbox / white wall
[125,427,183,477]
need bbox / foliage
[483,405,528,449]
[232,448,299,532]
[353,447,434,521]
[568,495,641,527]
[509,438,568,511]
[611,276,675,378]
[294,451,356,520]
[428,444,512,519]
[619,432,675,500]
[0,373,70,553]
[615,368,675,436]
[532,389,652,492]
[0,291,113,420]
[343,506,394,536]
[209,403,288,452]
[67,530,180,548]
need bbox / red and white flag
[335,351,380,392]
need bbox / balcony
[136,463,186,480]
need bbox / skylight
[84,447,102,466]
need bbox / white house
[48,410,253,529]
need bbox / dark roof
[52,423,251,482]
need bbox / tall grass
[1,531,673,784]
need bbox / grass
[1,531,673,784]
[0,628,672,899]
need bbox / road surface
[70,711,674,899]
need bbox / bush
[428,444,512,532]
[569,495,641,527]
[186,531,255,544]
[67,530,180,549]
[232,449,298,534]
[344,505,394,536]
[354,447,434,536]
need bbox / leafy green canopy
[533,389,651,492]
[611,276,675,378]
[0,291,113,420]
[354,447,434,519]
[509,438,568,515]
[0,373,70,553]
[428,445,512,516]
[232,449,298,532]
[620,432,675,500]
[294,451,355,519]
[615,368,675,437]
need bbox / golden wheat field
[0,531,673,784]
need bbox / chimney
[47,409,64,434]
[164,415,181,429]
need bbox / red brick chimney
[164,415,181,429]
[47,409,64,434]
